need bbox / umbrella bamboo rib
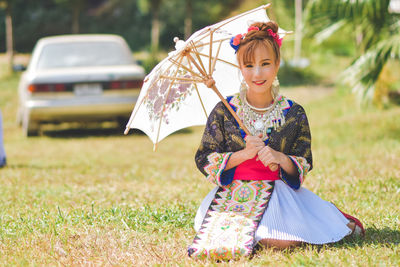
[186,53,207,77]
[168,58,203,79]
[190,41,208,76]
[188,60,208,120]
[195,51,238,68]
[193,82,208,120]
[209,30,213,75]
[210,40,224,76]
[193,36,231,49]
[159,75,202,83]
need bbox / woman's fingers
[258,146,281,166]
[268,163,279,171]
[244,135,265,159]
[245,136,264,150]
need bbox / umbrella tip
[262,3,271,9]
[124,127,130,135]
[173,37,186,50]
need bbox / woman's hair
[236,21,281,66]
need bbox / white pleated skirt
[194,180,352,244]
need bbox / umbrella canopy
[125,4,290,148]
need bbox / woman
[188,21,363,259]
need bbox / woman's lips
[253,80,266,85]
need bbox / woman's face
[239,44,279,96]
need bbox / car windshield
[36,41,133,69]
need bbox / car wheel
[22,112,39,137]
[117,117,130,131]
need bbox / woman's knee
[259,238,301,250]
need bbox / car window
[36,41,134,69]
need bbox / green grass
[0,66,399,266]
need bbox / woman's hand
[243,134,265,160]
[257,146,284,168]
[225,134,265,170]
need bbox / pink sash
[233,157,280,181]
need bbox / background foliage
[0,0,243,53]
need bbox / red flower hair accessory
[230,25,283,53]
[267,29,282,47]
[232,34,244,46]
[230,33,244,53]
[247,26,260,32]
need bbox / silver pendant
[254,119,264,131]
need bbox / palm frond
[313,20,346,44]
[305,0,391,49]
[306,0,400,104]
[341,33,400,103]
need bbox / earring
[272,76,280,99]
[238,72,248,92]
[240,80,248,92]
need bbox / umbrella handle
[209,84,250,134]
[209,83,279,171]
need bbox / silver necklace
[243,95,275,112]
[240,91,285,138]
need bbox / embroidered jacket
[195,94,312,190]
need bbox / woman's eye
[245,64,253,68]
[262,62,270,66]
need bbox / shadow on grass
[322,227,400,249]
[359,227,400,245]
[252,227,399,255]
[42,127,136,138]
[41,126,193,139]
[4,163,68,170]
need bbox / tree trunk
[184,0,192,40]
[151,0,162,54]
[72,2,80,34]
[294,0,302,60]
[5,2,14,73]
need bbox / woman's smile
[253,80,266,86]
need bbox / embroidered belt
[188,180,274,260]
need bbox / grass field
[0,67,399,266]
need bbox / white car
[17,34,145,136]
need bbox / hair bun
[236,20,282,64]
[254,21,278,34]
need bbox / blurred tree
[305,0,400,104]
[184,0,192,39]
[138,0,162,54]
[162,0,242,42]
[81,0,151,52]
[0,0,243,56]
[53,0,105,34]
[0,0,14,72]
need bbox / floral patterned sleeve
[279,105,313,190]
[195,103,234,187]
